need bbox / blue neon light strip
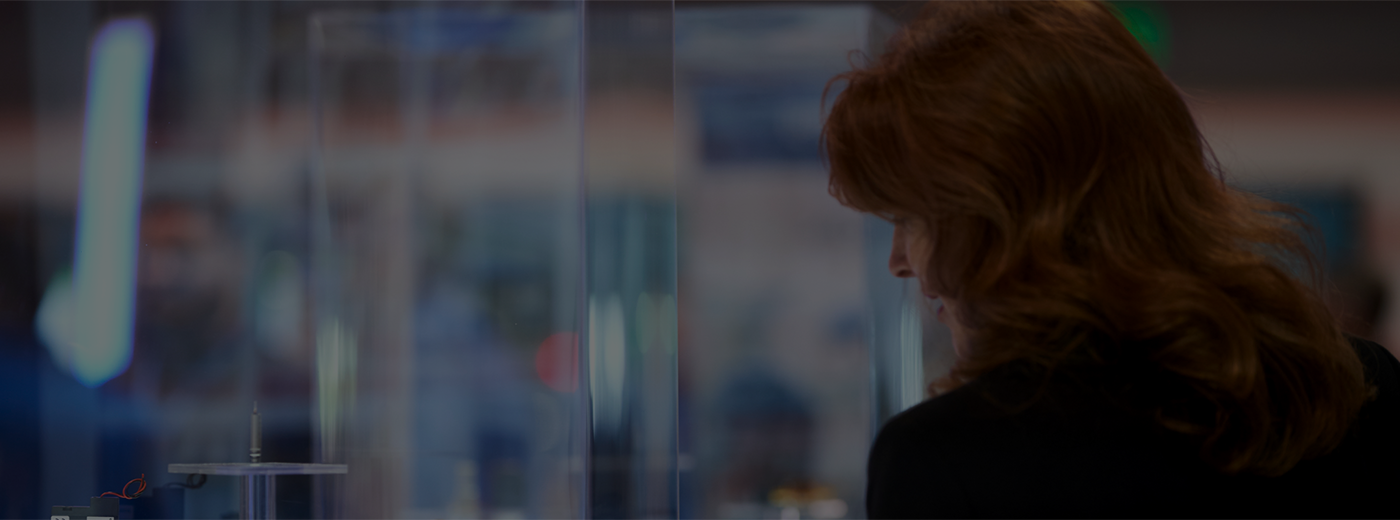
[71,19,155,387]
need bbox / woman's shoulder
[1331,335,1400,454]
[868,338,1400,518]
[879,378,999,436]
[878,336,1400,450]
[867,362,1212,518]
[1339,335,1400,449]
[874,360,1158,458]
[867,387,985,518]
[1349,335,1400,386]
[872,364,1043,457]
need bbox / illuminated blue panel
[71,18,155,387]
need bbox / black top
[867,337,1400,518]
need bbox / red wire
[100,474,146,500]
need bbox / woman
[822,1,1400,518]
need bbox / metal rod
[251,402,262,463]
[241,474,276,520]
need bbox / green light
[1109,1,1171,66]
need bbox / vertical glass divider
[581,1,680,517]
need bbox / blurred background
[0,1,1396,519]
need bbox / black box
[50,496,118,520]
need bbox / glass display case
[309,5,588,519]
[3,2,954,519]
[314,3,686,518]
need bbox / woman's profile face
[888,219,969,357]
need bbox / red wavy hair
[823,1,1369,476]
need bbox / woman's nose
[889,232,914,279]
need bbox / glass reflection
[310,5,585,519]
[674,4,905,519]
[581,2,679,518]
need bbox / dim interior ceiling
[8,0,1400,115]
[868,0,1400,92]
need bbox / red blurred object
[535,332,579,392]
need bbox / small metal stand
[168,462,348,520]
[168,404,347,519]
